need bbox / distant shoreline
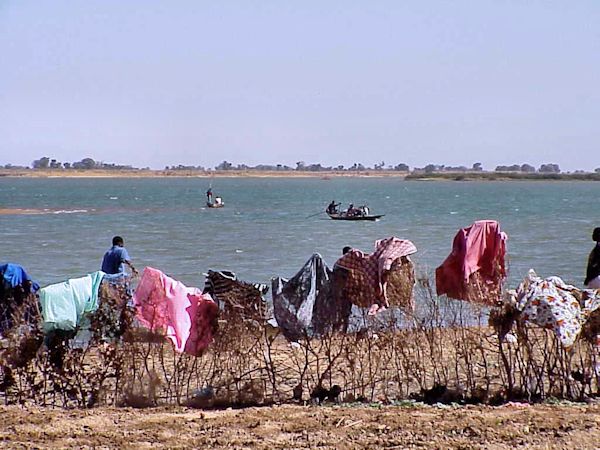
[1,169,599,181]
[0,169,407,178]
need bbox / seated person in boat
[214,196,223,206]
[346,204,364,217]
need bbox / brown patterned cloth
[333,237,417,311]
[203,270,269,322]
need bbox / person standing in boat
[206,188,213,203]
[326,200,339,214]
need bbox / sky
[1,1,599,171]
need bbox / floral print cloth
[511,269,600,349]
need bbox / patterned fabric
[436,220,507,305]
[333,237,417,311]
[510,269,600,349]
[273,253,351,341]
[203,270,269,322]
[133,267,218,355]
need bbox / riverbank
[405,172,600,181]
[0,168,408,178]
[1,403,598,448]
[5,168,600,180]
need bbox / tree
[32,157,50,169]
[394,163,409,171]
[472,162,483,171]
[539,163,560,174]
[495,164,520,172]
[520,163,535,173]
[295,161,305,171]
[306,163,324,171]
[72,158,96,169]
[215,161,233,170]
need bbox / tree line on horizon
[2,156,600,175]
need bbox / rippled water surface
[1,177,598,288]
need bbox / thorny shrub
[0,273,598,408]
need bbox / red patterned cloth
[435,220,507,304]
[333,237,417,311]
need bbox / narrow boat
[207,196,224,208]
[326,212,384,221]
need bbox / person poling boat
[326,200,340,214]
[206,186,224,208]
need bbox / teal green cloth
[39,271,105,332]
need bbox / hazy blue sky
[1,1,599,170]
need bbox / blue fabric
[0,263,40,292]
[101,246,131,274]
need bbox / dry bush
[0,272,598,408]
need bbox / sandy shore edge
[0,169,408,179]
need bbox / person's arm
[120,248,138,276]
[124,259,138,276]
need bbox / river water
[0,177,597,289]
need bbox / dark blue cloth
[101,246,131,274]
[0,263,40,292]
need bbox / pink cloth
[133,267,218,356]
[334,237,417,310]
[435,220,507,304]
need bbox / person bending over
[102,236,138,276]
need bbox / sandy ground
[0,208,43,215]
[0,403,599,449]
